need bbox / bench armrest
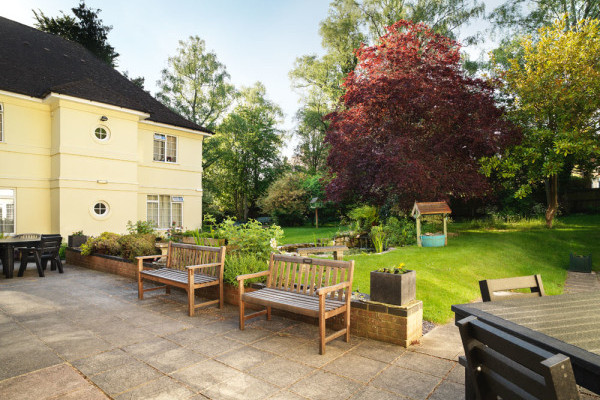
[186,263,222,270]
[236,270,270,282]
[316,281,352,296]
[136,254,162,260]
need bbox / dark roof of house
[0,17,212,134]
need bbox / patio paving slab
[370,365,442,399]
[90,361,163,396]
[247,355,316,388]
[289,370,363,400]
[115,376,195,400]
[0,363,108,400]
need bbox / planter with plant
[370,263,416,306]
[68,231,88,248]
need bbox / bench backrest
[479,274,545,302]
[457,316,580,400]
[166,242,225,278]
[267,253,354,301]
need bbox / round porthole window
[94,126,110,141]
[93,201,109,216]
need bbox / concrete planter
[370,269,416,306]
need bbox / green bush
[223,254,268,287]
[118,234,157,262]
[59,243,67,259]
[258,173,309,226]
[218,218,283,260]
[383,217,416,246]
[126,220,156,235]
[80,232,122,256]
[347,205,378,233]
[370,225,387,253]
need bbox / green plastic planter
[420,234,446,247]
[569,253,592,273]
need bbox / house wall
[0,91,205,237]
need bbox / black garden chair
[17,234,63,277]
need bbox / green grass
[280,225,346,245]
[282,215,600,324]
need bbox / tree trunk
[545,174,559,228]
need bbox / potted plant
[370,263,416,306]
[68,231,88,248]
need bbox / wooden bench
[297,245,348,261]
[137,242,226,316]
[479,274,545,302]
[237,253,354,354]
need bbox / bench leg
[188,287,195,317]
[319,314,326,355]
[266,306,271,320]
[166,285,171,294]
[138,275,144,299]
[219,283,224,309]
[239,299,245,330]
[345,306,351,342]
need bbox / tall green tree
[33,1,119,66]
[204,83,284,220]
[293,97,331,174]
[482,17,600,228]
[157,36,236,132]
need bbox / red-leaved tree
[325,20,520,209]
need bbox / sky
[1,0,505,155]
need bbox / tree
[483,17,600,228]
[489,0,599,34]
[157,36,236,132]
[259,172,311,226]
[33,1,119,66]
[293,98,331,173]
[204,83,284,220]
[325,20,520,209]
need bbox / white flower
[270,238,277,249]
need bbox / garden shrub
[126,220,156,235]
[80,232,122,256]
[347,205,378,233]
[383,217,416,246]
[258,173,309,226]
[218,218,283,260]
[223,253,268,287]
[118,234,157,262]
[370,225,387,252]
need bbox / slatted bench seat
[137,242,226,316]
[237,253,354,354]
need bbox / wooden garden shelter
[411,201,452,247]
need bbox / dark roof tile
[0,17,212,134]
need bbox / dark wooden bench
[137,242,226,316]
[457,315,580,400]
[237,253,354,354]
[479,274,545,302]
[297,245,348,261]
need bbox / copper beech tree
[325,20,520,208]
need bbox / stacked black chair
[17,234,63,277]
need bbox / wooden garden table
[452,291,600,394]
[0,237,41,278]
[297,245,348,261]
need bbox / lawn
[281,214,600,324]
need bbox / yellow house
[0,17,212,237]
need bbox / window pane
[147,197,159,226]
[171,202,182,228]
[0,189,15,234]
[159,195,170,228]
[167,136,177,162]
[153,138,165,161]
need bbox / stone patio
[1,264,599,399]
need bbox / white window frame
[93,125,110,142]
[0,188,16,234]
[153,133,178,163]
[0,103,4,142]
[146,195,183,229]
